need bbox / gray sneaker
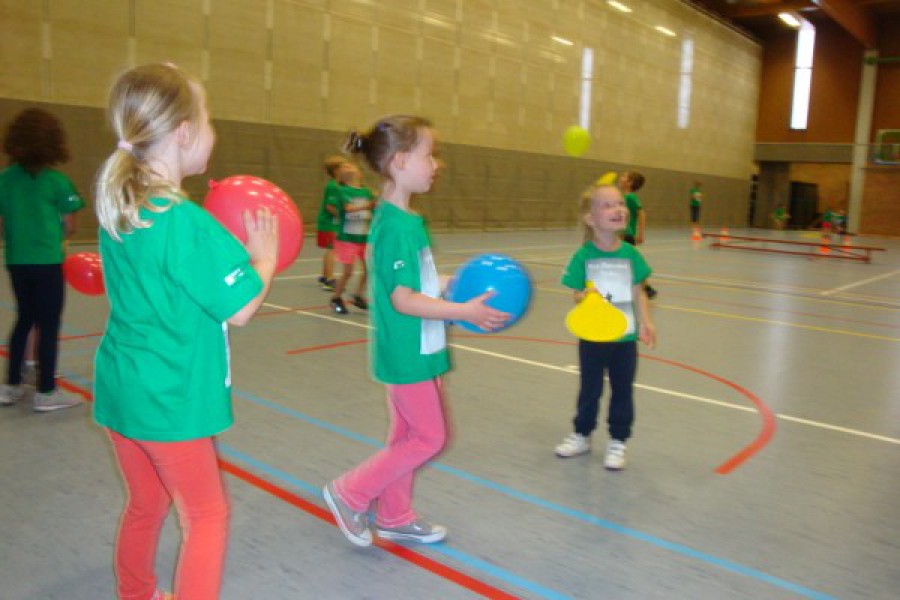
[0,384,26,406]
[33,388,82,412]
[375,519,447,544]
[323,482,372,547]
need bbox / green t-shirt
[624,192,642,238]
[94,198,263,441]
[368,201,450,384]
[0,164,85,264]
[561,240,652,342]
[316,179,341,233]
[690,186,703,208]
[336,185,375,243]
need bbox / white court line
[265,302,900,446]
[820,268,900,296]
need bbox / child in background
[772,204,790,230]
[689,180,703,225]
[317,156,348,291]
[323,115,508,547]
[330,162,375,315]
[619,170,657,299]
[0,107,85,411]
[93,63,278,600]
[555,184,656,470]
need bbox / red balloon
[63,252,105,296]
[204,175,304,274]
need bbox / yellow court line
[656,304,900,342]
[639,277,900,312]
[534,285,899,342]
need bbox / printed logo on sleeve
[393,260,405,270]
[224,267,246,287]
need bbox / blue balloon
[447,254,532,333]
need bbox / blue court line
[233,389,835,600]
[218,442,571,600]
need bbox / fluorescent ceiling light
[551,35,574,46]
[607,1,632,13]
[778,12,801,28]
[655,26,676,37]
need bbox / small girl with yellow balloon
[556,183,656,470]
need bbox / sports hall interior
[2,1,900,599]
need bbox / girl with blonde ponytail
[93,63,278,600]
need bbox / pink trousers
[108,431,229,600]
[334,379,447,527]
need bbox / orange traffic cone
[719,226,730,242]
[691,227,702,241]
[818,233,831,255]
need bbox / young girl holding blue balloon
[556,183,656,470]
[324,115,509,546]
[93,63,278,600]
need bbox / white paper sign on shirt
[418,247,447,355]
[586,258,636,336]
[342,197,372,236]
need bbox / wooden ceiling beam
[723,0,816,19]
[810,0,877,47]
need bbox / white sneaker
[555,433,591,458]
[0,384,26,406]
[604,440,627,470]
[33,388,82,412]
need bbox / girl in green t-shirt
[93,64,278,600]
[323,115,509,547]
[0,108,85,411]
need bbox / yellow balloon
[565,289,629,342]
[563,125,591,157]
[596,171,618,186]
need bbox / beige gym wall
[0,0,761,238]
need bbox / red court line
[286,339,367,355]
[35,377,519,600]
[285,333,774,473]
[219,461,520,600]
[454,334,776,475]
[639,354,776,475]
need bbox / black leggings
[6,264,64,393]
[573,340,638,441]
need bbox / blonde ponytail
[95,63,201,240]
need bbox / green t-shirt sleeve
[631,248,652,284]
[52,172,85,215]
[376,227,420,294]
[166,203,263,323]
[561,249,586,290]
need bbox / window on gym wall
[790,18,816,130]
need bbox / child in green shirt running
[330,162,376,314]
[323,115,509,547]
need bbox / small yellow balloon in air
[596,171,618,186]
[565,287,629,342]
[562,125,591,157]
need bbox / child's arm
[390,286,510,332]
[633,283,656,348]
[637,209,646,245]
[63,213,77,238]
[228,208,279,327]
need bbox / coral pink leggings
[108,431,229,600]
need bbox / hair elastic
[117,140,133,153]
